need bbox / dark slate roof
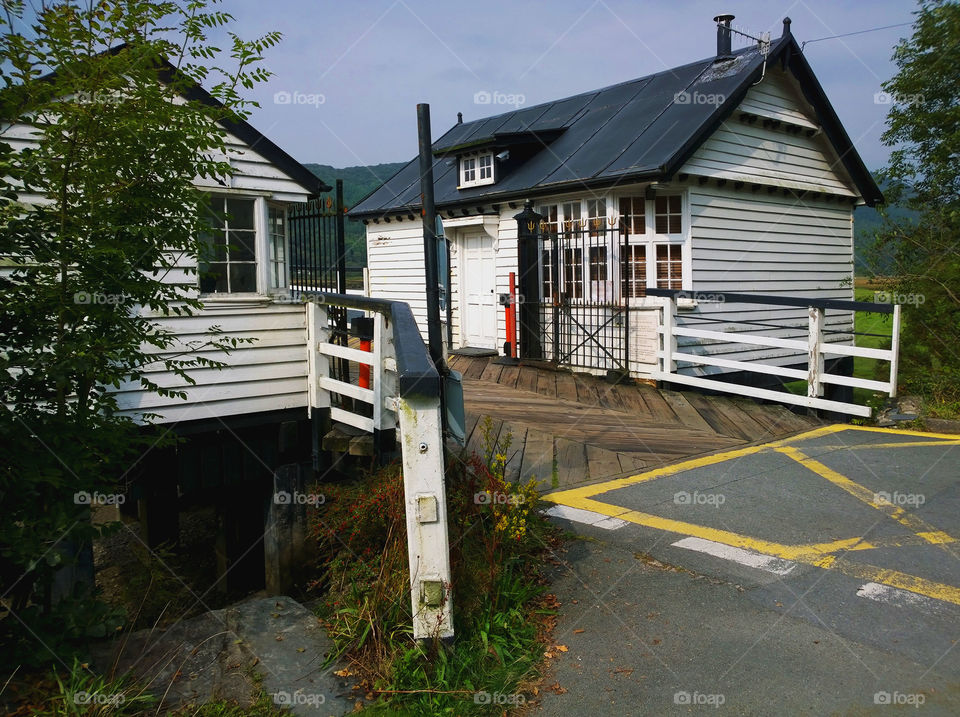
[350,32,882,218]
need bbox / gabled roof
[350,30,881,219]
[32,44,330,197]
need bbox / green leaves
[874,0,960,408]
[0,0,280,640]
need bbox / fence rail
[647,289,901,418]
[303,292,452,640]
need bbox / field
[782,280,896,408]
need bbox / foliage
[0,0,278,663]
[307,418,559,714]
[38,658,157,716]
[870,0,960,404]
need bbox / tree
[872,0,960,407]
[0,0,279,662]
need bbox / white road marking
[672,536,798,575]
[856,582,952,613]
[543,505,627,530]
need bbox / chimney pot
[713,13,735,60]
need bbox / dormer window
[459,151,495,188]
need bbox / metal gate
[288,179,350,384]
[288,179,347,296]
[537,222,629,374]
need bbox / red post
[353,317,374,390]
[508,272,517,358]
[359,337,372,389]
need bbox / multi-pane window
[656,243,683,289]
[619,196,645,235]
[199,196,257,294]
[461,156,476,184]
[620,244,647,298]
[561,201,582,233]
[479,153,493,180]
[563,247,583,299]
[586,198,606,237]
[589,246,607,282]
[460,152,495,187]
[538,204,558,234]
[268,205,287,290]
[542,247,556,299]
[655,195,682,234]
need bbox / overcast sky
[219,0,917,171]
[167,2,921,171]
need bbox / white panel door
[461,232,497,348]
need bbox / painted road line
[672,537,797,576]
[856,582,956,613]
[775,445,958,548]
[543,505,628,530]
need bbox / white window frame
[459,151,496,188]
[535,189,692,303]
[265,202,289,293]
[199,193,262,296]
[614,189,691,298]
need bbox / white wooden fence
[304,293,453,640]
[648,289,901,418]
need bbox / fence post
[807,306,824,398]
[373,312,398,457]
[397,393,454,640]
[307,301,331,414]
[889,303,901,398]
[661,297,677,374]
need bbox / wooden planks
[456,356,818,489]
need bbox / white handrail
[654,294,902,417]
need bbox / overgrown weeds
[308,416,561,714]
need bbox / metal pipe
[417,103,445,372]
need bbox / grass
[18,659,288,717]
[307,417,561,715]
[782,285,895,413]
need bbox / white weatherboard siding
[113,302,308,423]
[366,219,429,334]
[683,183,855,374]
[682,68,856,197]
[3,104,318,424]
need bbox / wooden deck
[448,355,821,489]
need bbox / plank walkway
[448,355,821,489]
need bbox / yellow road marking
[543,424,960,605]
[775,446,960,551]
[812,440,960,449]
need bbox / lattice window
[563,247,583,299]
[655,195,682,234]
[656,243,683,289]
[619,196,645,236]
[620,244,647,298]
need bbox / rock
[924,417,960,434]
[91,595,354,715]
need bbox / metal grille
[288,182,350,384]
[538,223,629,373]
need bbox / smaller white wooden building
[350,16,883,388]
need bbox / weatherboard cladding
[350,34,881,219]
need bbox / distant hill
[853,175,919,276]
[305,162,405,266]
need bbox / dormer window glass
[459,151,496,188]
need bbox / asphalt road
[536,425,960,715]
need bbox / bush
[307,418,559,714]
